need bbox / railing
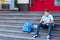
[29,0,32,7]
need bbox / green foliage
[15,0,18,7]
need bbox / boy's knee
[48,24,53,27]
[37,23,42,27]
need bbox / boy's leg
[33,23,42,38]
[48,24,54,35]
[35,23,42,35]
[47,24,54,39]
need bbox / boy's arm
[39,20,42,23]
[39,18,43,23]
[45,21,54,24]
[39,16,44,23]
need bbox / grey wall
[2,4,10,9]
[18,4,28,11]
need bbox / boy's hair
[44,9,49,12]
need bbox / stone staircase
[0,11,59,40]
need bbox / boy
[33,9,54,39]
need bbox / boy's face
[44,11,49,16]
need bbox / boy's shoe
[33,35,38,38]
[47,35,51,39]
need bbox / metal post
[30,0,32,7]
[10,0,15,10]
[0,0,2,9]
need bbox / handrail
[30,0,32,7]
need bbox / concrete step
[0,16,59,21]
[0,11,60,14]
[0,16,41,19]
[0,33,34,40]
[0,36,57,40]
[0,22,60,26]
[0,19,60,24]
[0,12,60,17]
[0,25,60,31]
[0,17,60,21]
[0,27,60,35]
[0,11,59,40]
[0,29,59,39]
[0,36,33,40]
[0,32,59,39]
[0,11,60,13]
[0,14,59,17]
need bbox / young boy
[33,9,54,39]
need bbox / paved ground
[0,36,56,40]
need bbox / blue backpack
[22,21,32,33]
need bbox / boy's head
[44,9,49,16]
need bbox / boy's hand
[42,22,46,24]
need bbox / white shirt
[41,14,54,23]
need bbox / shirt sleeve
[40,16,44,21]
[50,15,54,22]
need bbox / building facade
[18,0,60,11]
[18,0,29,11]
[0,0,16,10]
[29,0,60,11]
[0,0,60,11]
